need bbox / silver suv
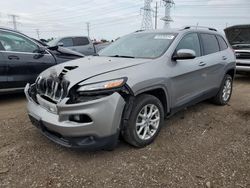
[25,26,236,150]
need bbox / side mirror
[173,49,196,60]
[37,46,47,54]
[57,42,64,47]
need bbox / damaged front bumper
[25,84,126,150]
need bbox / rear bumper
[25,84,125,149]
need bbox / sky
[0,0,249,40]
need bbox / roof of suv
[136,26,221,36]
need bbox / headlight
[77,78,127,92]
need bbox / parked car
[25,26,236,150]
[94,42,111,53]
[225,24,250,73]
[48,36,97,55]
[0,27,84,93]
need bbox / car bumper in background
[24,84,126,149]
[236,59,250,72]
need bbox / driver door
[170,32,208,108]
[0,30,56,88]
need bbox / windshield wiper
[109,55,135,58]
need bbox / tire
[212,74,233,105]
[122,94,164,148]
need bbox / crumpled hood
[224,25,250,45]
[39,56,150,87]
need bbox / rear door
[0,29,56,88]
[199,33,225,90]
[171,32,208,107]
[73,37,95,55]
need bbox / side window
[0,30,38,53]
[59,38,73,47]
[217,35,228,51]
[176,33,201,57]
[73,37,90,46]
[200,34,220,55]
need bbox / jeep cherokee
[25,26,236,150]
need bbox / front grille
[36,77,70,103]
[35,66,77,103]
[236,63,250,67]
[235,52,250,59]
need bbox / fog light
[69,114,92,123]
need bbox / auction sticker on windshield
[154,34,175,40]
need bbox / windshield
[99,32,177,59]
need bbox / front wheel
[122,94,164,148]
[212,74,233,105]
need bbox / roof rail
[182,26,217,32]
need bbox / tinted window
[200,34,220,55]
[59,38,73,47]
[217,35,228,51]
[176,33,201,57]
[0,30,38,53]
[73,37,90,46]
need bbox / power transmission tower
[86,22,90,37]
[9,14,19,30]
[161,0,174,28]
[141,0,153,30]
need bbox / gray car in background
[25,26,236,150]
[48,36,96,55]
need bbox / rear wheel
[212,74,233,105]
[122,94,164,148]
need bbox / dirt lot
[0,76,249,188]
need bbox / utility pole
[86,22,90,37]
[154,1,158,29]
[9,14,19,30]
[36,29,40,39]
[141,0,153,30]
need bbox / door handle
[199,62,206,66]
[222,56,227,60]
[8,55,20,60]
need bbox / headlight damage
[28,76,133,104]
[67,77,133,104]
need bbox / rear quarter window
[73,37,90,46]
[217,35,228,51]
[200,33,220,55]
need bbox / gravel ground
[0,76,249,188]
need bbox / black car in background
[0,27,84,93]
